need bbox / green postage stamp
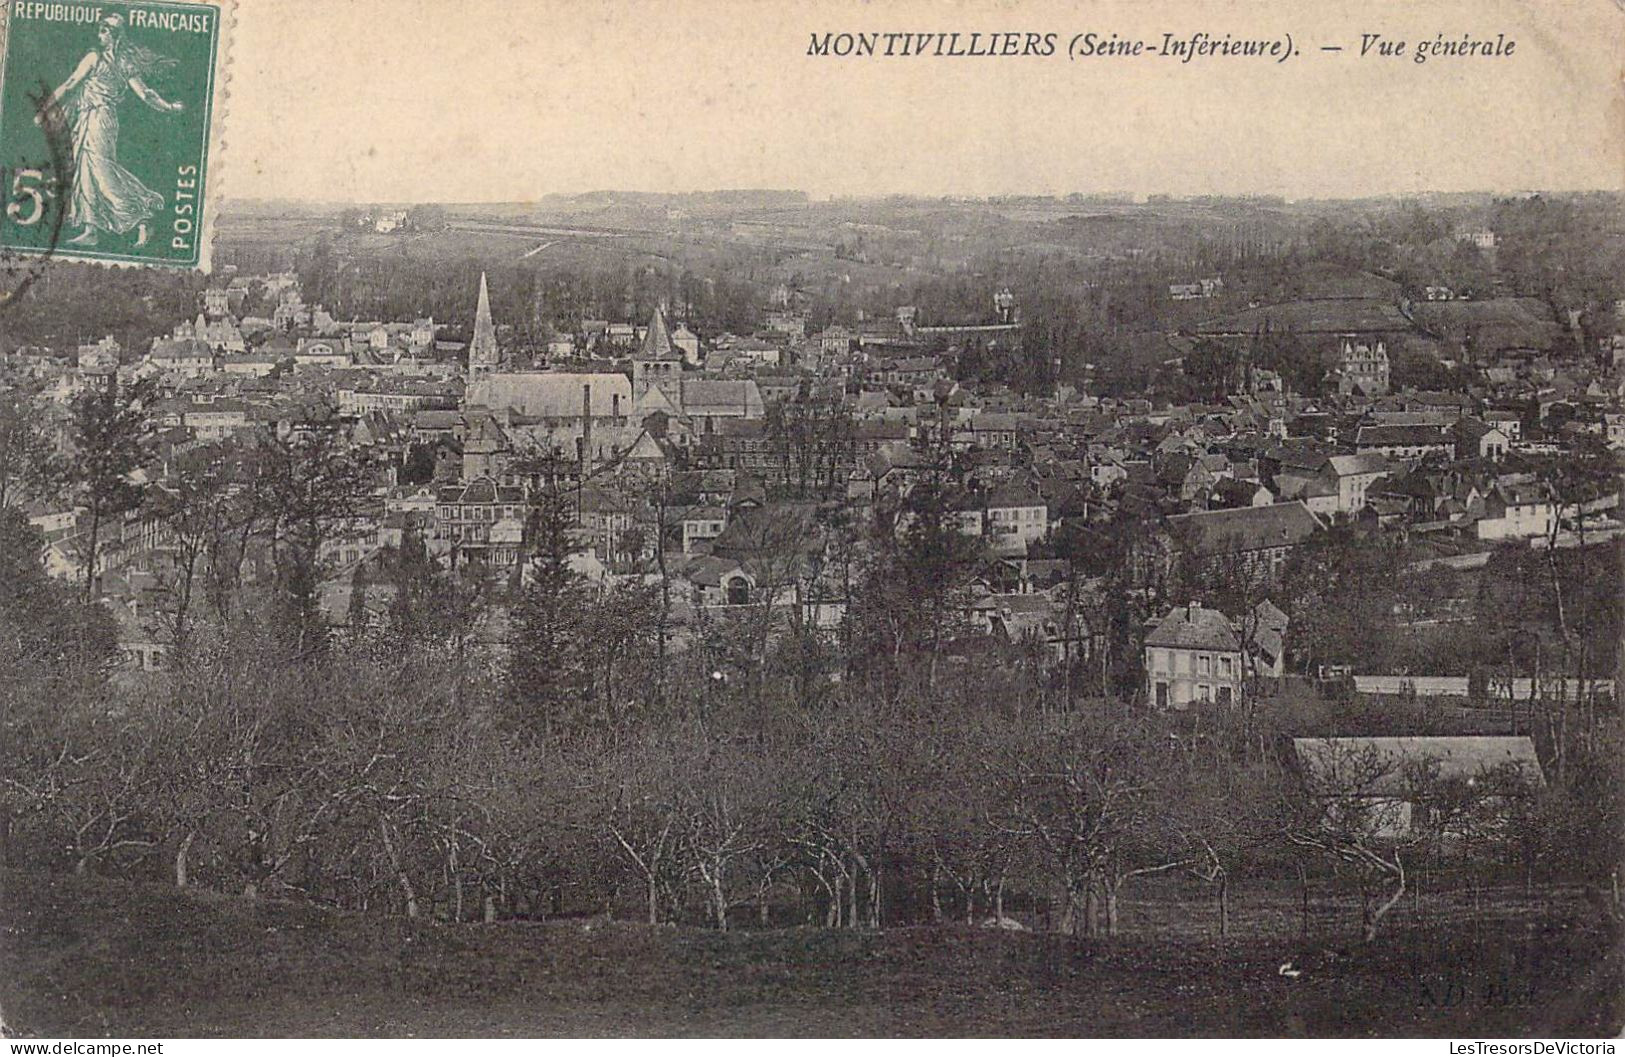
[0,0,229,270]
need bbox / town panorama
[1,190,1621,1036]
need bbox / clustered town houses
[9,253,1622,756]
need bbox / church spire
[468,272,498,378]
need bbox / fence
[1113,877,1596,944]
[1352,675,1616,701]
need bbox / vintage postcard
[0,0,226,269]
[0,0,1620,1046]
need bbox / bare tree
[1284,740,1532,942]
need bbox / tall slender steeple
[468,272,499,379]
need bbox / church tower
[468,272,499,380]
[631,304,681,401]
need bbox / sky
[222,0,1624,203]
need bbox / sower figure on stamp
[34,13,186,249]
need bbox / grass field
[1,869,1618,1038]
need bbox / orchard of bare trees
[0,381,1619,945]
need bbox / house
[1606,412,1625,451]
[431,476,527,569]
[107,594,169,674]
[1292,736,1542,839]
[77,336,121,373]
[1322,453,1389,514]
[955,412,1021,451]
[1169,277,1223,300]
[1209,477,1274,510]
[680,505,728,553]
[681,554,758,607]
[1271,472,1339,518]
[1355,424,1456,462]
[148,337,215,377]
[1165,501,1321,578]
[870,355,943,388]
[1403,391,1477,416]
[460,410,514,480]
[575,486,640,563]
[1247,599,1290,679]
[1155,452,1218,505]
[217,352,285,378]
[1451,418,1512,461]
[1089,454,1129,489]
[672,324,701,365]
[384,485,439,515]
[678,378,766,434]
[1144,601,1244,708]
[702,419,776,475]
[971,593,1094,666]
[175,398,252,441]
[1475,478,1556,541]
[1482,409,1523,441]
[982,486,1048,556]
[293,337,353,368]
[173,312,245,353]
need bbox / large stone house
[1144,602,1244,709]
[431,476,527,570]
[1165,501,1321,580]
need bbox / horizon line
[220,186,1625,208]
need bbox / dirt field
[1,870,1618,1038]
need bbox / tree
[64,376,155,600]
[143,442,243,667]
[992,712,1195,937]
[1284,741,1532,942]
[589,732,684,925]
[0,375,55,511]
[404,204,449,233]
[259,427,375,654]
[1278,526,1403,676]
[0,507,117,689]
[671,726,779,930]
[505,490,587,736]
[763,392,856,498]
[846,448,984,696]
[400,443,437,486]
[578,578,659,724]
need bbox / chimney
[1189,600,1201,619]
[612,392,621,419]
[581,383,592,467]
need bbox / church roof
[468,371,632,418]
[679,378,763,416]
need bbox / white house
[1144,602,1243,709]
[982,486,1048,556]
[1476,479,1556,541]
